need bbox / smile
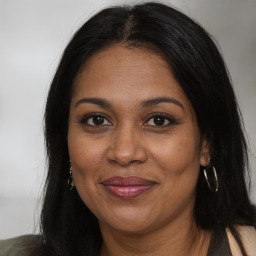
[101,176,156,199]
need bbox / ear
[199,134,212,167]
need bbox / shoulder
[226,225,256,256]
[0,235,40,256]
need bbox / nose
[107,127,148,166]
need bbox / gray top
[0,235,38,256]
[0,232,232,256]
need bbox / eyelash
[79,112,111,126]
[79,112,177,127]
[144,113,177,127]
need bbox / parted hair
[37,2,255,256]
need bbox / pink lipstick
[101,176,156,199]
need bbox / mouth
[101,176,156,199]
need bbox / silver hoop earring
[203,166,218,192]
[68,161,74,190]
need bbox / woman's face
[68,45,210,234]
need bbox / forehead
[72,44,193,113]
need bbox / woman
[1,2,255,256]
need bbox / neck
[100,215,211,256]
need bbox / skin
[68,45,211,256]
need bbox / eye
[80,113,112,126]
[144,114,176,126]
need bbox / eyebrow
[75,98,112,108]
[141,97,184,109]
[74,96,184,110]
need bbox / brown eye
[91,116,105,125]
[152,116,166,126]
[144,114,176,127]
[81,114,112,126]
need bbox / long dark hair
[37,2,255,256]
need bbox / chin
[97,206,159,234]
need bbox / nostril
[107,145,148,166]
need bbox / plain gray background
[0,0,255,239]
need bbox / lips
[101,176,156,199]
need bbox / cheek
[148,129,201,188]
[154,135,201,207]
[68,133,107,212]
[152,135,200,170]
[68,131,107,183]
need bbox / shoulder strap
[207,228,232,256]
